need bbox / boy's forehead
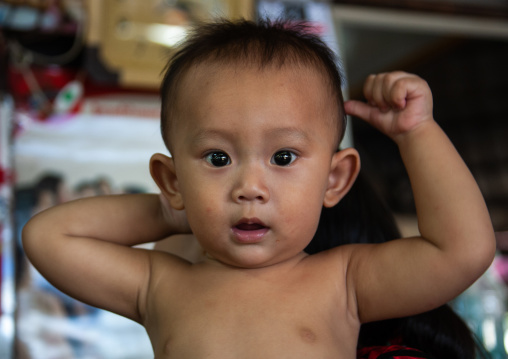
[188,59,327,79]
[167,61,342,149]
[174,62,335,119]
[177,60,334,103]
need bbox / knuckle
[384,72,399,85]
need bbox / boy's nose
[231,165,269,204]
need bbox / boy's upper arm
[342,237,482,324]
[22,218,184,323]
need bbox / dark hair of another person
[34,173,63,197]
[159,18,346,151]
[307,171,490,359]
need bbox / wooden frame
[85,0,254,89]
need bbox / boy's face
[161,63,353,268]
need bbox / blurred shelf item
[333,0,508,19]
[333,4,508,39]
[85,0,254,89]
[0,0,84,67]
[0,96,15,359]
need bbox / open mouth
[234,217,268,230]
[232,218,269,243]
[235,222,267,231]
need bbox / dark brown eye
[205,151,231,167]
[271,150,296,166]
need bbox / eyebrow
[266,127,311,143]
[189,128,233,145]
[190,126,311,144]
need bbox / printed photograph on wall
[12,85,165,359]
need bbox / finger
[393,75,432,115]
[371,73,390,111]
[382,72,409,109]
[389,78,409,110]
[344,100,375,121]
[363,74,376,106]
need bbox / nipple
[299,327,317,343]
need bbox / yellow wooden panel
[85,0,254,89]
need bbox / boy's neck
[200,250,310,273]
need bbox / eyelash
[203,149,299,167]
[270,150,298,166]
[204,151,231,167]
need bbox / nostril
[232,178,269,202]
[236,194,265,202]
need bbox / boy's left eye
[271,150,297,166]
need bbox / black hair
[34,173,63,197]
[306,173,400,253]
[308,170,490,359]
[159,18,346,151]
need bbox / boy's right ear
[149,153,184,210]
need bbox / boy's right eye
[205,151,231,167]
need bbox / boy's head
[151,18,360,268]
[159,18,347,153]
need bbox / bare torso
[143,249,360,359]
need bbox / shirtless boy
[23,19,496,358]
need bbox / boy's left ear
[323,148,360,208]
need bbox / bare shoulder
[145,249,193,288]
[303,245,361,286]
[138,249,193,321]
[302,246,366,321]
[299,245,361,281]
[307,243,367,267]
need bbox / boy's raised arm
[22,193,189,322]
[344,72,496,323]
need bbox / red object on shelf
[8,66,77,99]
[8,64,159,120]
[0,167,14,185]
[0,223,2,309]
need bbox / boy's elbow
[22,216,49,260]
[463,230,497,280]
[22,219,38,258]
[481,231,497,271]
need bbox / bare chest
[146,265,359,358]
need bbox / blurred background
[0,0,507,358]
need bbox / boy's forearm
[396,120,496,264]
[25,194,175,247]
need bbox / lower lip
[232,227,269,243]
